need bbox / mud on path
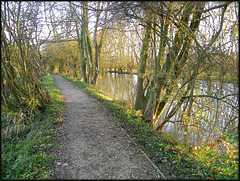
[51,73,159,179]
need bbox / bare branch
[193,1,233,13]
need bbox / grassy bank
[60,73,238,180]
[60,74,206,179]
[1,73,64,179]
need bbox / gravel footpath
[51,73,159,179]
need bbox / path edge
[92,92,167,179]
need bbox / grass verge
[1,73,64,179]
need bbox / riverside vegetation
[58,72,238,180]
[1,73,65,179]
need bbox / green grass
[1,73,64,179]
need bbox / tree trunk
[93,45,102,85]
[154,2,206,131]
[82,1,92,83]
[141,2,206,131]
[134,12,153,111]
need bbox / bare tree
[1,1,52,114]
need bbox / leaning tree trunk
[153,2,206,131]
[143,9,170,121]
[134,11,153,111]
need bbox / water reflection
[95,72,238,145]
[95,72,137,104]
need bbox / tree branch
[193,2,232,13]
[205,3,229,50]
[182,93,238,100]
[183,94,238,109]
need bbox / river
[95,72,238,144]
[95,72,138,105]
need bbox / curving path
[51,73,159,179]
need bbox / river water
[95,72,238,144]
[95,72,138,105]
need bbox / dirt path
[51,73,159,179]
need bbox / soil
[51,73,159,179]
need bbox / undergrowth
[1,73,64,179]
